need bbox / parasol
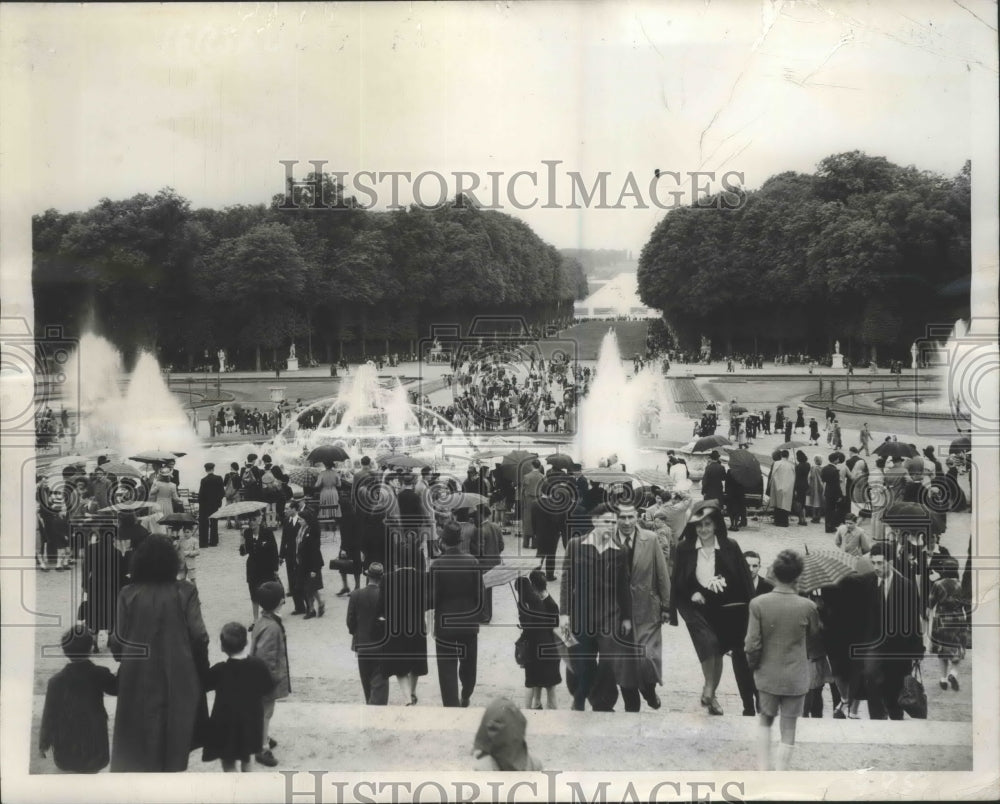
[286,466,318,487]
[882,501,932,528]
[729,405,748,415]
[210,500,270,519]
[47,454,90,468]
[778,441,807,451]
[375,454,424,469]
[727,450,763,490]
[97,501,155,515]
[307,444,350,465]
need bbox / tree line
[637,152,971,361]
[33,175,589,370]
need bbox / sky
[2,0,996,255]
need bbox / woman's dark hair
[796,450,808,463]
[130,534,181,584]
[528,568,547,592]
[771,549,804,584]
[220,621,248,655]
[680,506,728,542]
[323,460,334,470]
[589,502,615,519]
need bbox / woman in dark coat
[558,504,632,712]
[793,450,811,526]
[535,470,572,581]
[335,475,364,594]
[110,536,209,772]
[79,529,123,641]
[723,467,746,532]
[380,532,428,705]
[239,510,279,621]
[668,500,754,716]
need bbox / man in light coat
[520,460,544,550]
[614,503,671,712]
[769,451,796,527]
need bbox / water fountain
[272,360,469,467]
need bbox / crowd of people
[35,424,973,773]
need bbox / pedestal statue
[830,339,844,370]
[911,341,919,369]
[217,349,226,373]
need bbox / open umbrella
[158,512,197,528]
[98,501,155,515]
[949,436,971,455]
[286,466,318,487]
[873,441,919,460]
[546,453,575,471]
[774,548,875,594]
[483,563,531,589]
[210,500,270,519]
[435,491,490,512]
[472,448,513,461]
[882,501,932,527]
[375,454,424,469]
[499,450,538,480]
[307,444,350,465]
[730,405,748,415]
[47,454,90,468]
[727,450,762,490]
[98,461,141,478]
[580,468,635,484]
[129,450,186,463]
[633,468,673,488]
[690,435,733,453]
[778,441,807,451]
[85,447,120,460]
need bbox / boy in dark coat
[40,629,118,773]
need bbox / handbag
[514,631,529,668]
[897,661,927,719]
[329,551,355,573]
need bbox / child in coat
[834,513,870,557]
[39,629,118,773]
[179,525,200,584]
[515,571,561,710]
[202,622,275,771]
[744,550,821,771]
[251,581,290,767]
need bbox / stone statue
[910,341,919,369]
[834,340,840,354]
[217,349,226,373]
[289,343,296,360]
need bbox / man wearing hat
[198,463,225,548]
[429,521,485,707]
[701,451,726,508]
[346,562,389,705]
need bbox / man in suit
[346,561,389,705]
[429,521,485,707]
[820,454,843,533]
[860,542,925,719]
[614,503,671,712]
[701,450,726,508]
[730,550,773,715]
[198,463,226,547]
[279,497,311,615]
[520,460,544,550]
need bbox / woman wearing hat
[668,500,754,715]
[148,467,182,534]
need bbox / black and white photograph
[1,2,998,802]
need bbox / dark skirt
[381,633,428,678]
[523,631,562,688]
[678,602,748,661]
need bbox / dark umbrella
[691,435,732,452]
[726,450,762,490]
[730,405,748,415]
[777,441,808,451]
[128,450,186,462]
[873,441,919,460]
[307,444,350,464]
[882,501,932,528]
[546,453,575,471]
[499,450,538,480]
[99,461,141,478]
[949,436,971,455]
[580,468,635,484]
[158,512,197,527]
[375,454,424,469]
